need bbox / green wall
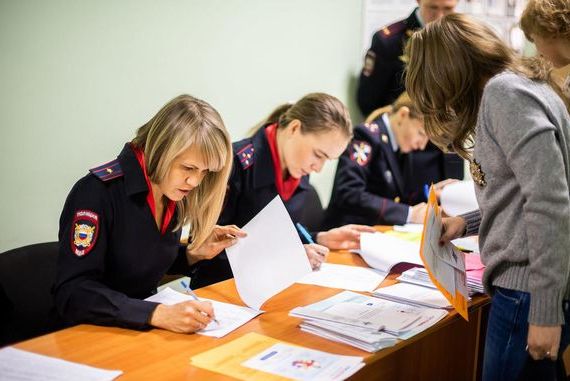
[0,0,364,252]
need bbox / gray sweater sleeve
[484,76,570,325]
[460,210,481,237]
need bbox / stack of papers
[145,287,262,338]
[372,282,452,309]
[465,253,485,293]
[397,253,485,295]
[289,291,447,352]
[191,332,364,381]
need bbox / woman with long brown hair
[406,14,570,380]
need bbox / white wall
[0,0,364,252]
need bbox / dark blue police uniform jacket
[357,9,421,116]
[189,126,312,289]
[324,116,462,228]
[54,144,193,329]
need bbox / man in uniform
[357,0,458,116]
[356,0,464,186]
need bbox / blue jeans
[483,287,570,381]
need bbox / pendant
[470,159,486,187]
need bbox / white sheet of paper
[0,347,122,381]
[241,342,364,381]
[440,180,478,216]
[145,287,262,338]
[226,196,312,310]
[451,236,480,253]
[296,263,387,292]
[373,282,451,308]
[392,223,424,233]
[358,232,423,272]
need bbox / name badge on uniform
[72,210,99,257]
[384,170,393,184]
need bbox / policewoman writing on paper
[54,95,245,333]
[190,93,375,289]
[324,93,457,228]
[406,14,570,380]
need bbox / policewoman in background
[54,95,245,333]
[189,93,375,289]
[324,93,457,228]
[406,14,570,380]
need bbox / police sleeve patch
[71,210,99,257]
[350,141,372,167]
[237,144,254,170]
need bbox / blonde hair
[365,92,423,124]
[404,13,563,160]
[132,94,232,251]
[520,0,570,41]
[249,93,353,139]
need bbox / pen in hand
[295,223,327,258]
[180,280,220,326]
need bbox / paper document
[451,236,479,253]
[373,282,452,309]
[392,223,424,233]
[420,186,469,320]
[440,180,478,216]
[242,342,364,381]
[357,232,423,272]
[296,263,387,292]
[145,287,262,338]
[0,347,122,381]
[226,196,312,310]
[191,332,364,381]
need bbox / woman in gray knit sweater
[406,13,570,381]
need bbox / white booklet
[296,263,387,292]
[0,347,122,381]
[145,287,262,338]
[226,196,312,310]
[356,232,423,272]
[241,342,364,381]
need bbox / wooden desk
[14,249,490,380]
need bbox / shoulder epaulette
[89,159,123,181]
[380,19,407,38]
[355,122,381,144]
[236,143,254,170]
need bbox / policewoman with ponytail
[190,93,375,289]
[55,95,245,334]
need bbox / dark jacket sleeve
[54,177,158,329]
[357,34,404,116]
[443,153,465,180]
[332,131,409,225]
